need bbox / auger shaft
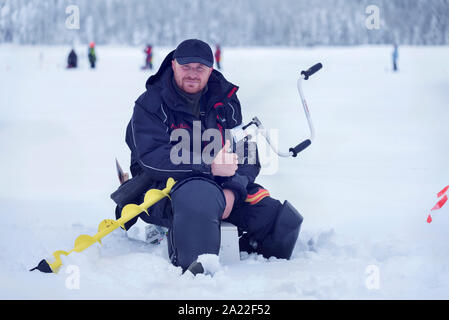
[30,178,176,273]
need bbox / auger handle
[289,139,312,157]
[301,63,322,80]
[242,63,321,158]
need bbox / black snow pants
[116,176,303,271]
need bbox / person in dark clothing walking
[88,42,97,69]
[67,48,77,69]
[116,39,303,274]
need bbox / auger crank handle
[301,63,322,80]
[289,139,312,157]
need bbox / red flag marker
[431,194,448,211]
[437,185,449,198]
[426,186,448,223]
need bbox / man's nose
[185,71,200,78]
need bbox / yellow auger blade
[30,178,176,273]
[47,250,70,273]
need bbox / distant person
[67,49,78,69]
[88,42,97,69]
[214,44,222,70]
[392,44,399,72]
[143,44,153,70]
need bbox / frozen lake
[1,44,448,299]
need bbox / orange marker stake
[431,194,448,211]
[437,185,449,198]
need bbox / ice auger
[30,178,176,274]
[231,63,323,158]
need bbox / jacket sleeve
[130,102,212,182]
[218,94,261,204]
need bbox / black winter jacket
[125,50,260,204]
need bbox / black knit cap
[173,39,213,68]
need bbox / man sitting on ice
[115,39,303,274]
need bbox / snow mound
[197,254,223,275]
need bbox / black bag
[110,171,155,206]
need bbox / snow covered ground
[1,44,448,299]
